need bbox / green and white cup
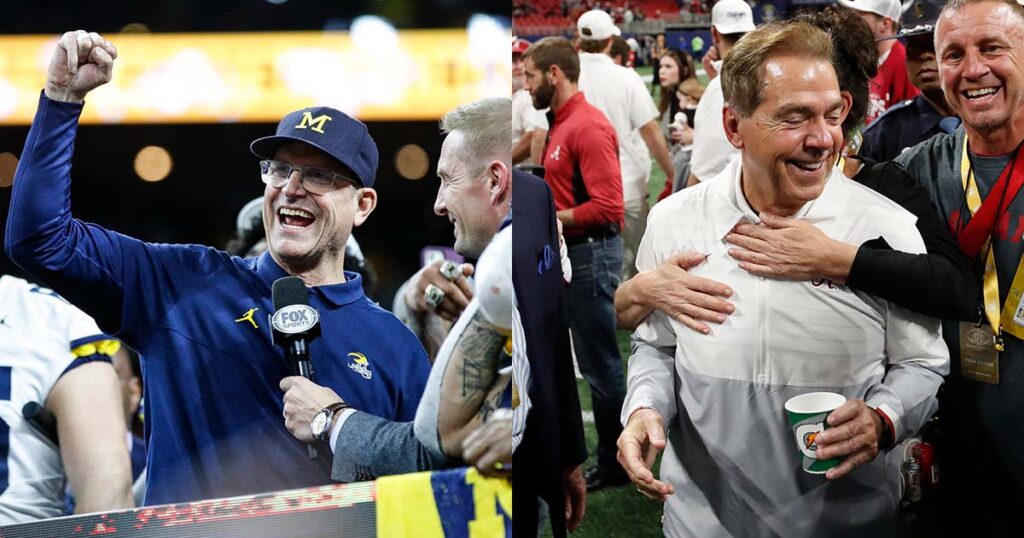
[784,392,846,474]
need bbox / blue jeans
[566,234,625,472]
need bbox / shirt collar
[914,95,948,134]
[551,92,587,127]
[579,52,613,66]
[877,48,890,66]
[878,41,897,66]
[255,250,366,308]
[705,157,845,241]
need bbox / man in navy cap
[5,30,431,504]
[859,0,959,162]
[279,97,515,484]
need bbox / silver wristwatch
[311,402,349,443]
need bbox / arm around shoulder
[848,161,980,320]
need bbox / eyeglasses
[259,159,358,195]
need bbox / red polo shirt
[866,41,919,125]
[542,92,624,236]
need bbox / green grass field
[541,330,666,538]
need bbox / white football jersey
[0,275,109,523]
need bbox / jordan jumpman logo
[234,307,259,329]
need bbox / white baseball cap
[712,0,756,34]
[837,0,902,21]
[577,9,621,40]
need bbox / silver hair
[439,97,512,177]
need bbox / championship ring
[424,283,446,309]
[440,260,461,282]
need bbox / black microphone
[271,276,321,380]
[271,276,322,459]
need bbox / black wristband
[872,407,895,451]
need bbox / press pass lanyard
[958,135,1024,350]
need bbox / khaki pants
[621,197,649,280]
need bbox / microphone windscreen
[272,276,308,311]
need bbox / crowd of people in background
[515,0,714,24]
[514,0,1024,536]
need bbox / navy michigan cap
[250,106,379,188]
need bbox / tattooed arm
[436,309,512,458]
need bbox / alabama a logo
[348,352,373,380]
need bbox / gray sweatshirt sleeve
[331,412,454,482]
[865,303,950,442]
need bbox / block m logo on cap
[251,105,379,187]
[296,112,332,134]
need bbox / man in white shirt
[513,38,548,166]
[576,9,675,279]
[280,98,515,482]
[617,21,948,536]
[686,0,755,187]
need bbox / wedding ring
[440,260,461,282]
[424,283,446,309]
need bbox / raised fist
[45,30,117,104]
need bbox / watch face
[312,411,328,436]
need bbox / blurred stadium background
[514,0,785,71]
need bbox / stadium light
[0,152,17,188]
[351,15,398,52]
[134,146,173,182]
[120,23,151,33]
[394,144,430,181]
[467,14,507,58]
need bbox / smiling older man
[277,98,515,486]
[894,0,1024,531]
[616,21,948,537]
[5,30,430,504]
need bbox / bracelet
[872,407,895,451]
